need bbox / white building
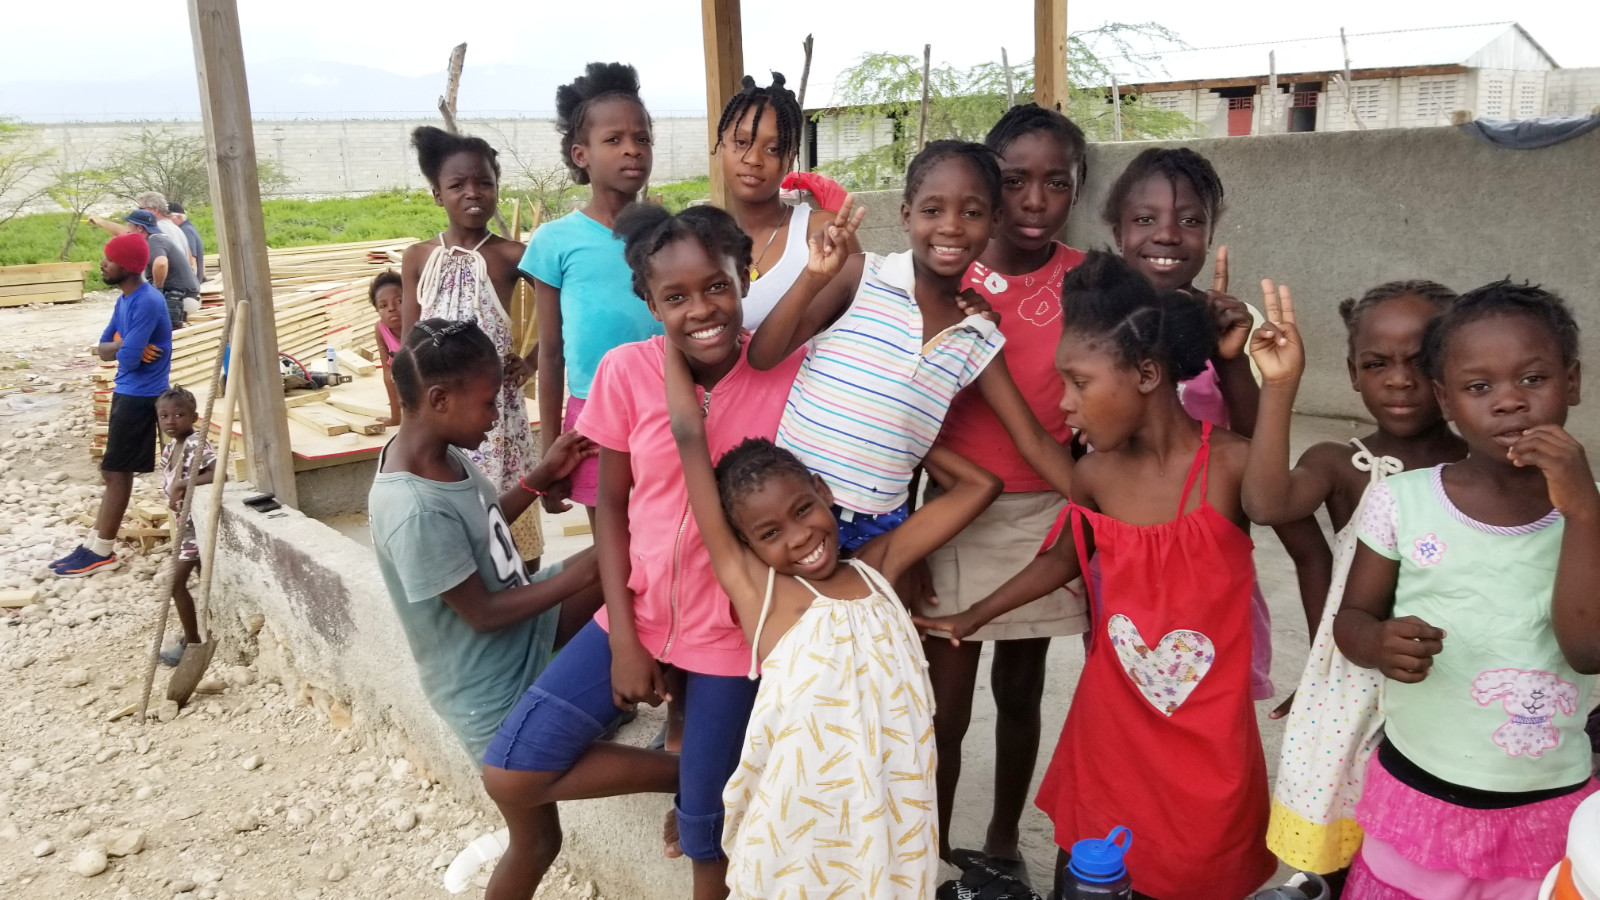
[1112,22,1594,137]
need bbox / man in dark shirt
[124,209,200,327]
[168,202,205,279]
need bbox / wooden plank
[0,287,84,307]
[701,0,744,208]
[317,404,386,435]
[0,280,85,297]
[326,397,390,419]
[286,405,349,436]
[336,349,375,376]
[0,262,91,285]
[1034,0,1068,112]
[282,390,330,408]
[189,0,297,509]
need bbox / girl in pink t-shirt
[480,203,805,900]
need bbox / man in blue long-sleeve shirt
[52,233,173,577]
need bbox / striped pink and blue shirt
[776,251,1005,515]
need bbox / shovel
[167,301,248,707]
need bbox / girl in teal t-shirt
[521,62,663,519]
[1326,280,1600,899]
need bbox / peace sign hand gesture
[804,193,866,280]
[1204,246,1254,361]
[1249,279,1304,387]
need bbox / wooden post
[796,34,814,173]
[1110,70,1123,141]
[438,43,466,134]
[1034,0,1068,112]
[1001,47,1016,109]
[702,0,744,208]
[187,0,297,508]
[918,44,932,151]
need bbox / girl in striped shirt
[748,141,1074,551]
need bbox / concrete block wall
[1066,127,1600,448]
[193,485,693,899]
[851,126,1598,450]
[8,115,713,205]
[1545,68,1600,117]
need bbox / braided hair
[613,204,753,303]
[1337,280,1457,350]
[156,385,197,414]
[714,437,819,532]
[985,104,1088,192]
[390,318,500,411]
[411,126,501,186]
[904,140,1002,207]
[556,62,649,185]
[1061,250,1215,382]
[714,73,803,163]
[1422,279,1580,381]
[1101,148,1225,237]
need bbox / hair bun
[741,75,758,91]
[769,71,787,90]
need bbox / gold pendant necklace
[748,207,791,281]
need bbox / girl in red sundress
[916,250,1278,900]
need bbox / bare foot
[662,806,682,859]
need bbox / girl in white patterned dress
[664,340,1001,898]
[1241,281,1464,882]
[401,126,543,561]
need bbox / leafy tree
[819,23,1198,189]
[0,119,53,230]
[47,164,118,261]
[104,127,290,206]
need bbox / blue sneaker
[56,548,119,578]
[50,545,91,572]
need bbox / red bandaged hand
[780,172,848,213]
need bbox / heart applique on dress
[1107,614,1216,716]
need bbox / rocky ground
[0,293,601,899]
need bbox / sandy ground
[0,294,602,900]
[0,292,1373,898]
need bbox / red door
[1227,96,1254,136]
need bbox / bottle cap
[1068,826,1132,882]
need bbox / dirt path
[0,295,601,899]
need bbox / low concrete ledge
[195,484,692,898]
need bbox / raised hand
[1375,616,1445,684]
[804,193,866,281]
[1205,246,1253,361]
[1508,425,1600,519]
[1249,280,1304,386]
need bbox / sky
[0,0,1594,119]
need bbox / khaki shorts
[925,489,1088,642]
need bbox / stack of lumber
[0,261,93,308]
[91,237,415,457]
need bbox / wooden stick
[918,44,932,152]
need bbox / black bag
[936,862,1044,900]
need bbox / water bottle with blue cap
[1059,826,1133,899]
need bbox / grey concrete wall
[8,115,712,203]
[845,127,1600,450]
[195,484,692,899]
[1065,127,1600,448]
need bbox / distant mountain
[0,56,705,122]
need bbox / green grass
[0,178,713,272]
[654,176,711,212]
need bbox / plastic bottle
[326,344,339,375]
[1060,826,1133,899]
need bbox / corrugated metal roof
[1102,22,1551,88]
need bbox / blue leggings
[485,620,758,861]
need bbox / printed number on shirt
[484,501,529,588]
[983,270,1008,294]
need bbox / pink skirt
[1347,747,1597,898]
[563,397,599,508]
